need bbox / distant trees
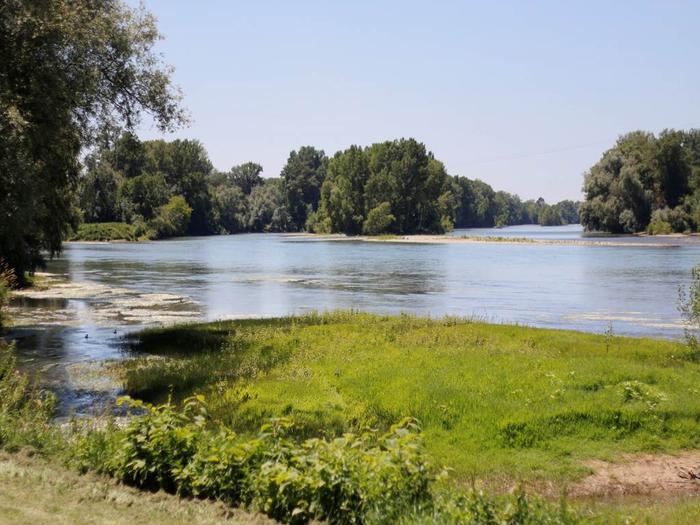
[313,139,452,235]
[580,129,700,233]
[76,134,579,239]
[151,196,192,239]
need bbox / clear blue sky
[132,0,700,202]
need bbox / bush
[363,202,395,235]
[647,206,689,234]
[77,396,436,524]
[0,343,57,452]
[69,394,588,524]
[0,260,16,329]
[150,195,192,239]
[70,222,138,241]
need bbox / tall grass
[0,342,58,452]
[0,260,16,329]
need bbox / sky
[131,0,700,202]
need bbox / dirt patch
[573,452,700,496]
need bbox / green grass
[70,222,139,241]
[0,452,274,525]
[122,312,699,486]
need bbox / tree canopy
[0,0,185,281]
[77,134,579,239]
[580,129,700,233]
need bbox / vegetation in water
[580,129,700,234]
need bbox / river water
[6,225,700,416]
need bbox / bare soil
[572,452,700,497]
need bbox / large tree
[0,0,185,282]
[282,146,328,231]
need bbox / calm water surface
[7,225,700,415]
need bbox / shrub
[70,222,137,241]
[679,265,700,360]
[0,260,16,329]
[647,206,689,234]
[363,202,395,235]
[79,395,440,524]
[150,195,192,239]
[0,343,57,452]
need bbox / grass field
[0,452,274,525]
[122,311,700,487]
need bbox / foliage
[0,342,57,452]
[363,202,396,235]
[678,265,700,361]
[70,392,586,525]
[581,129,700,233]
[230,162,264,195]
[124,312,695,485]
[150,196,192,239]
[76,134,579,239]
[0,0,185,282]
[282,146,328,231]
[246,179,293,232]
[0,261,16,329]
[70,222,139,242]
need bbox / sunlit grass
[121,312,700,486]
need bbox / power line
[462,140,612,166]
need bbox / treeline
[78,134,579,238]
[581,129,700,234]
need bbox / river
[6,225,700,416]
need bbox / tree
[118,173,170,221]
[318,145,369,234]
[230,162,264,195]
[247,179,292,232]
[150,196,192,239]
[0,0,185,282]
[580,133,654,233]
[365,139,451,234]
[363,202,395,235]
[282,146,328,231]
[103,132,147,179]
[162,140,214,235]
[79,163,122,223]
[212,185,248,234]
[538,205,563,226]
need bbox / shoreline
[295,233,686,248]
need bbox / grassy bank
[0,340,586,524]
[0,452,273,525]
[122,312,698,486]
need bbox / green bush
[0,260,15,329]
[0,343,57,452]
[363,202,395,235]
[69,394,587,525]
[70,222,137,241]
[150,195,192,239]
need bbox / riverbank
[0,452,274,525]
[122,313,698,487]
[5,313,700,522]
[296,232,691,248]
